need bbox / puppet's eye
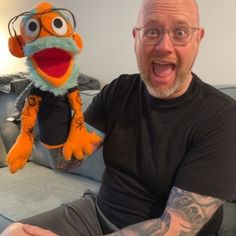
[25,18,40,37]
[52,17,68,36]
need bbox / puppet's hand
[63,129,101,161]
[7,133,34,173]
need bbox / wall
[194,0,236,85]
[0,1,236,86]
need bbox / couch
[0,74,235,235]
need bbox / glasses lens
[9,13,30,37]
[170,26,193,45]
[142,28,162,44]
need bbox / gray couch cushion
[0,162,100,222]
[0,215,12,233]
[67,147,105,181]
[214,85,236,100]
[30,142,105,182]
[0,121,20,153]
[0,134,7,165]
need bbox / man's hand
[0,223,58,236]
[23,224,58,236]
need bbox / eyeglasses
[134,25,199,46]
[8,8,77,45]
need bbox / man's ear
[132,28,137,39]
[198,27,205,42]
[8,36,25,58]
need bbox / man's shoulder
[110,73,141,88]
[193,74,236,110]
[102,73,141,97]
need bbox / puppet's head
[8,2,83,95]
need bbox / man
[2,0,236,235]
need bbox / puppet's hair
[24,36,79,57]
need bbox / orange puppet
[7,2,101,173]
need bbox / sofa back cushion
[214,85,236,100]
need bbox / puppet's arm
[63,89,101,161]
[7,95,42,173]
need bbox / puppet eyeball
[52,17,68,36]
[25,18,40,37]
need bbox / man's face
[134,0,204,99]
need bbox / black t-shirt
[84,73,236,230]
[29,86,77,145]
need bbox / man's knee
[0,222,28,236]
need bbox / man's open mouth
[153,62,176,79]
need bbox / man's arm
[108,186,224,236]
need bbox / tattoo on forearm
[112,212,170,236]
[167,187,224,233]
[109,187,224,236]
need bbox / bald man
[2,0,236,235]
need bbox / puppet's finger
[73,149,84,160]
[9,158,28,173]
[62,144,73,161]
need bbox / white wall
[1,1,236,86]
[194,0,236,85]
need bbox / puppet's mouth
[32,48,72,78]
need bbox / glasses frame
[134,25,200,46]
[8,8,77,49]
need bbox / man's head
[133,0,204,99]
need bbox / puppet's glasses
[8,8,77,47]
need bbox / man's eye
[174,28,188,38]
[145,29,160,37]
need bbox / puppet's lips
[32,48,72,78]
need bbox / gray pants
[18,192,236,236]
[20,190,118,236]
[217,201,236,236]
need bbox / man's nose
[154,32,174,53]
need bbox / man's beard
[138,63,190,99]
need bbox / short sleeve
[84,77,122,134]
[84,85,108,133]
[175,106,236,201]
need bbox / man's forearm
[107,212,171,236]
[107,187,224,236]
[107,212,194,236]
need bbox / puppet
[7,2,101,173]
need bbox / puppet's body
[30,86,74,147]
[7,2,101,173]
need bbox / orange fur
[63,90,102,161]
[7,2,100,173]
[7,95,42,173]
[8,36,25,58]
